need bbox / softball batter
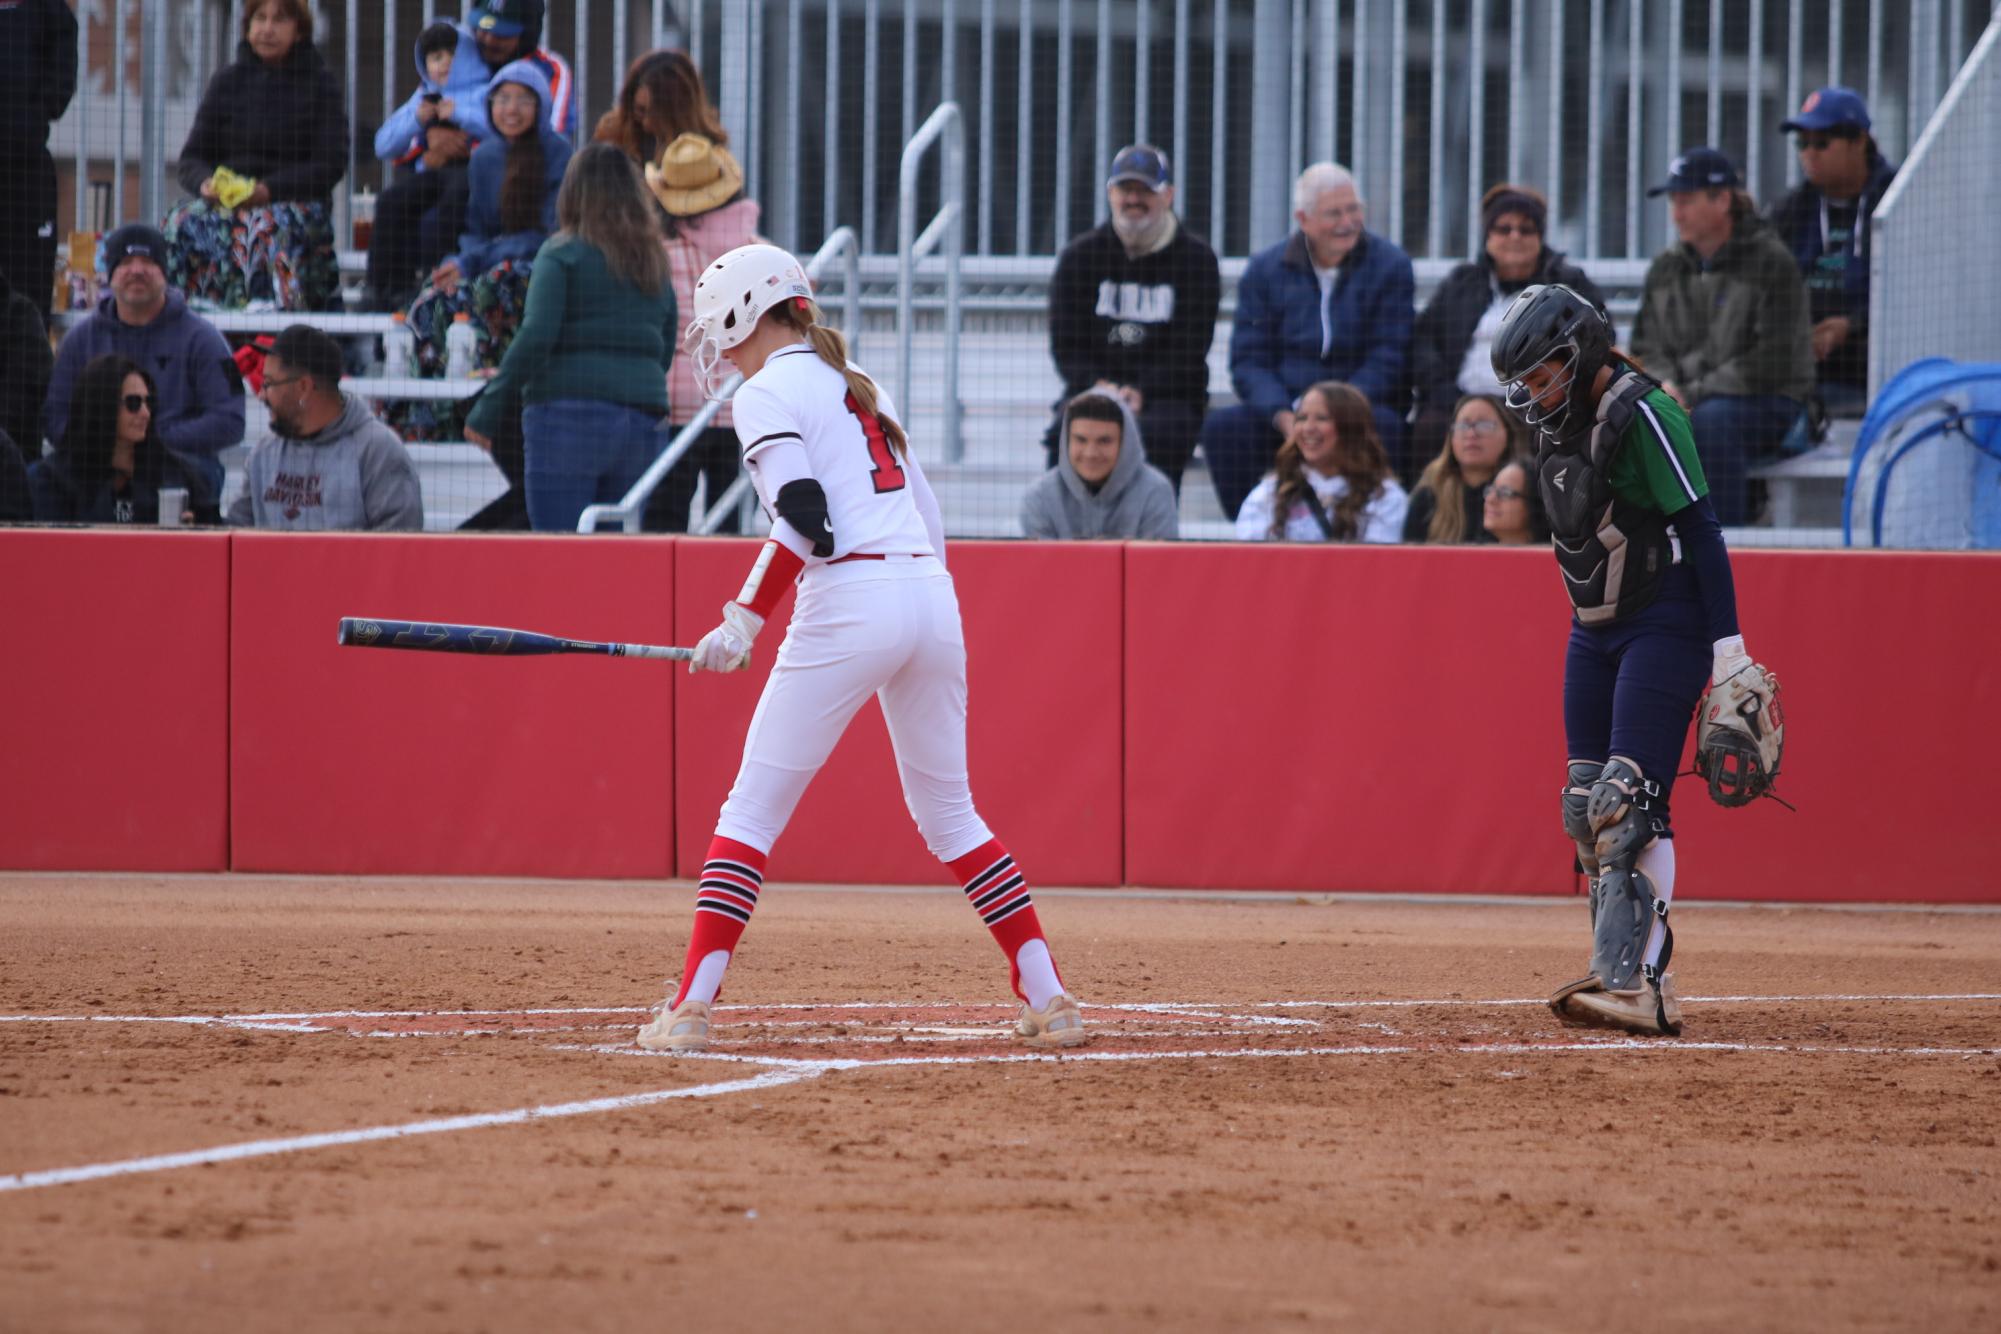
[638,244,1085,1053]
[1492,283,1781,1037]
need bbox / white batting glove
[690,602,764,674]
[1710,634,1753,687]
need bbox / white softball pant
[715,562,994,863]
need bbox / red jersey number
[846,391,906,494]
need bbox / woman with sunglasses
[28,354,218,524]
[1491,283,1775,1039]
[1407,185,1604,474]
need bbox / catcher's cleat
[1016,993,1089,1049]
[1550,973,1682,1036]
[637,998,712,1052]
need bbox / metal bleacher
[131,247,1848,544]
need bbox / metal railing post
[578,228,864,533]
[896,102,966,463]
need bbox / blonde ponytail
[772,300,909,457]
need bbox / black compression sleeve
[1670,493,1741,643]
[775,479,835,557]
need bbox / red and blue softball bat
[337,617,694,662]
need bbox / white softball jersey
[732,344,938,561]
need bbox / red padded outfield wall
[5,530,1998,900]
[228,533,678,878]
[0,531,231,871]
[673,539,1125,887]
[1125,544,2001,902]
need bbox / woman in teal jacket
[465,143,677,532]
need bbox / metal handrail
[896,103,967,462]
[577,226,865,534]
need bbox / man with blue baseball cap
[1044,143,1220,495]
[1765,87,1899,417]
[1631,146,1813,525]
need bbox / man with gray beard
[1044,144,1220,495]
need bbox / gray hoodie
[1018,390,1179,541]
[228,393,424,531]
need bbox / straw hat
[645,134,745,216]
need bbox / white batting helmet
[682,243,814,399]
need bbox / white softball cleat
[637,998,712,1052]
[1549,973,1683,1036]
[1016,993,1089,1049]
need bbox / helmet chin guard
[683,243,815,399]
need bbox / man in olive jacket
[1631,146,1812,525]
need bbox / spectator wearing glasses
[1045,143,1221,495]
[1408,185,1602,475]
[1630,147,1813,525]
[229,324,423,530]
[1204,162,1413,519]
[1765,87,1898,420]
[44,224,246,499]
[1479,458,1550,547]
[28,354,218,524]
[1402,393,1526,544]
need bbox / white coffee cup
[158,487,189,527]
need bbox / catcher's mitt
[1694,663,1787,808]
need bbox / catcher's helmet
[1490,283,1614,439]
[682,243,814,399]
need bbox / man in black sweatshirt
[1044,144,1221,495]
[0,0,79,321]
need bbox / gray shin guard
[1562,760,1602,882]
[1586,759,1667,991]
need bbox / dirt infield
[3,876,1998,1332]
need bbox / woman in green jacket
[465,142,678,531]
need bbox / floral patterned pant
[161,198,339,312]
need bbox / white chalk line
[4,992,1997,1031]
[5,992,1997,1197]
[0,1066,825,1195]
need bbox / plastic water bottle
[445,312,477,379]
[382,311,416,378]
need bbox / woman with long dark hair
[166,0,345,310]
[1234,381,1408,542]
[463,143,676,532]
[594,49,728,167]
[28,354,217,524]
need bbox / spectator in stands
[1402,393,1525,544]
[1019,388,1178,541]
[397,58,574,443]
[463,145,676,533]
[45,225,246,499]
[1766,87,1898,420]
[595,49,722,178]
[1,263,53,460]
[1043,144,1221,495]
[229,324,423,530]
[1205,162,1413,520]
[28,354,219,525]
[364,0,576,311]
[1408,185,1602,471]
[0,426,28,522]
[1234,380,1407,543]
[165,0,346,312]
[0,0,77,322]
[643,132,760,532]
[1480,458,1550,547]
[1632,147,1814,525]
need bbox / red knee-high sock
[947,837,1055,1000]
[670,836,766,1007]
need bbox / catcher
[1491,284,1787,1037]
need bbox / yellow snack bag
[211,167,258,210]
